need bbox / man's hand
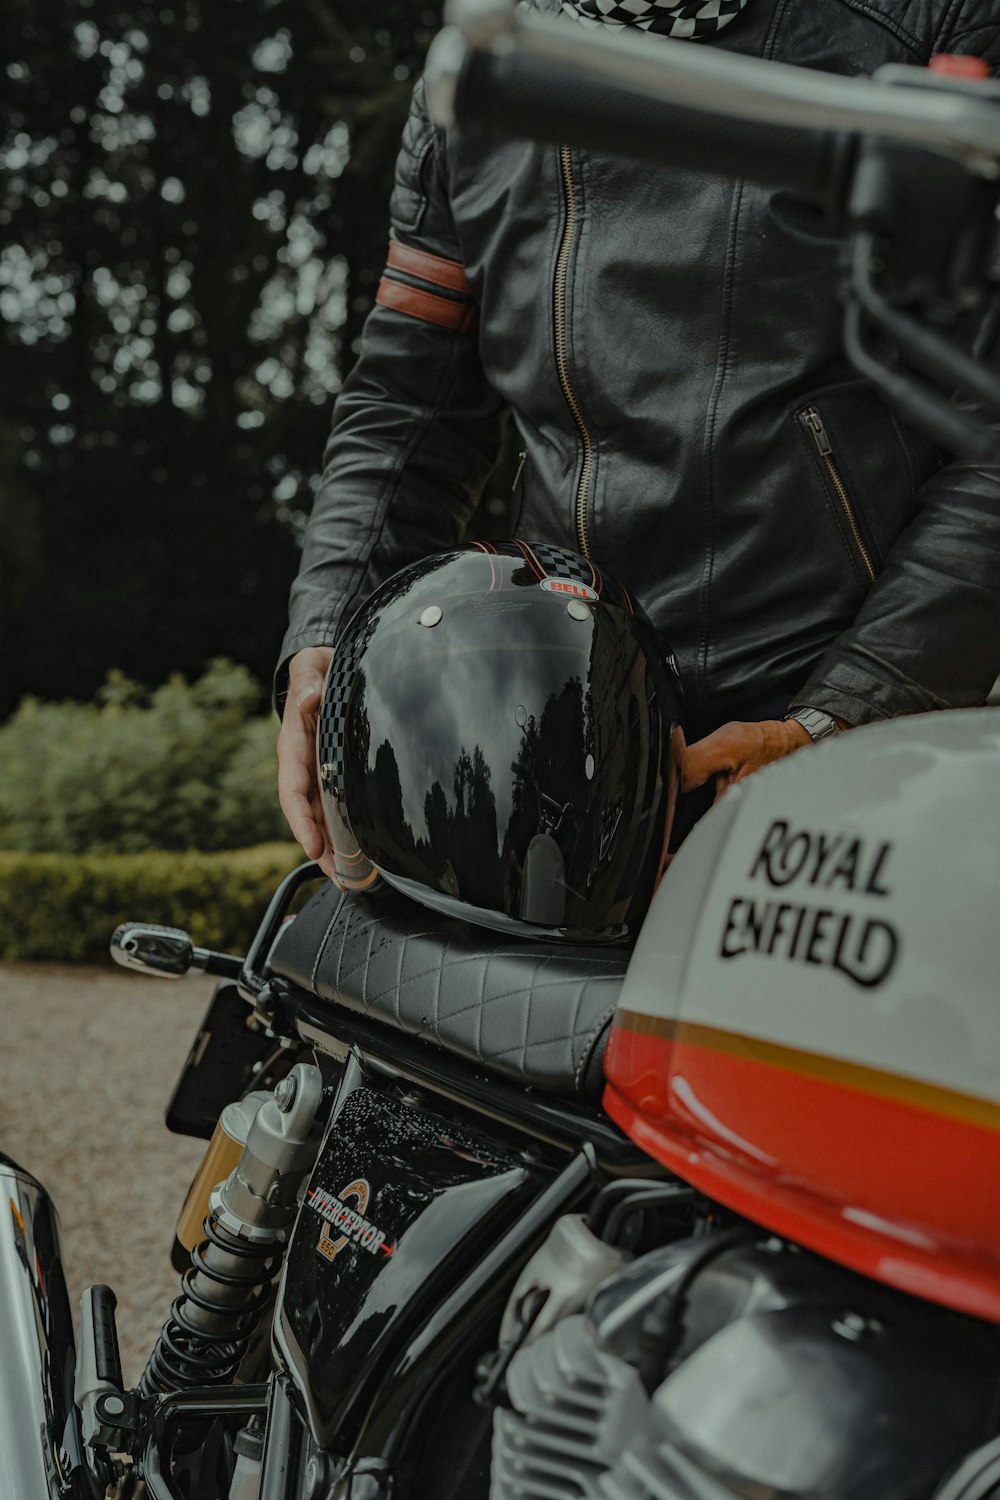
[682,718,812,802]
[277,646,336,879]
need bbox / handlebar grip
[451,44,851,213]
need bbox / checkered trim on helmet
[317,619,367,791]
[559,0,749,37]
[514,540,606,594]
[529,543,599,586]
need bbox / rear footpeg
[75,1285,141,1451]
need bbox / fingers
[277,742,324,859]
[682,719,810,799]
[307,781,338,881]
[294,681,323,715]
[286,645,333,710]
[681,724,739,793]
[277,646,335,869]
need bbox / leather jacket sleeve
[789,446,1000,723]
[276,80,506,710]
[791,4,1000,726]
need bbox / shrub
[0,843,303,963]
[0,660,289,854]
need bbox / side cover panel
[274,1087,538,1450]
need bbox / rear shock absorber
[141,1063,324,1395]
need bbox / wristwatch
[786,707,843,742]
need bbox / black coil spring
[140,1213,278,1395]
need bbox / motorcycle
[5,14,1000,1500]
[7,705,1000,1500]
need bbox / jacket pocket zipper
[798,405,876,583]
[510,449,527,530]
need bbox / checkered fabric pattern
[558,0,749,37]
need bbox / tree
[0,0,439,714]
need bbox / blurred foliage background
[0,657,304,955]
[0,660,288,853]
[1,0,440,721]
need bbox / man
[278,0,1000,880]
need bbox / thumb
[295,679,323,712]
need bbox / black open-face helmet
[316,541,683,944]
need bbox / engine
[491,1232,1000,1500]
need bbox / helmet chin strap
[322,787,381,892]
[557,0,751,41]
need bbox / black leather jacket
[280,0,1000,738]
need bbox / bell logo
[540,579,598,602]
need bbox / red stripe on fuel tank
[603,1023,1000,1323]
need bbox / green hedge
[0,661,289,855]
[0,843,303,963]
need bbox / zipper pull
[801,406,832,457]
[511,449,527,494]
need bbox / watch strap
[786,707,843,742]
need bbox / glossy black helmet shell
[317,541,683,944]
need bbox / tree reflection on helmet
[317,541,683,944]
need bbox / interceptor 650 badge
[307,1178,395,1261]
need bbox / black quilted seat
[268,883,628,1098]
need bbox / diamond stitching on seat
[312,887,349,990]
[289,889,623,1091]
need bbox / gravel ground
[0,961,217,1383]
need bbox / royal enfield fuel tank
[603,710,1000,1322]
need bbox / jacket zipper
[554,145,595,561]
[798,405,876,582]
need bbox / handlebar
[428,0,1000,176]
[432,32,851,214]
